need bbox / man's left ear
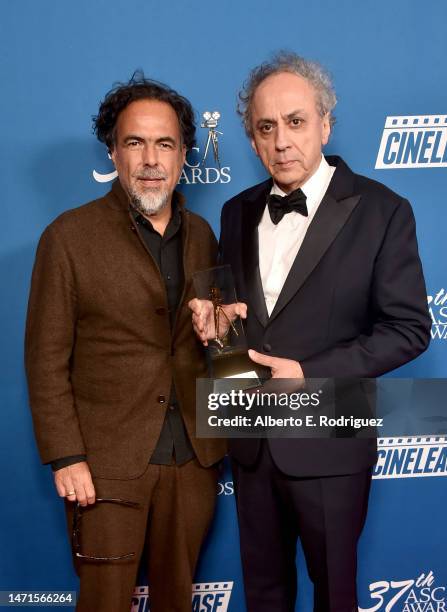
[250,138,259,157]
[110,147,117,167]
[322,113,331,146]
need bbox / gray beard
[130,188,170,217]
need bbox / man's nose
[274,123,291,151]
[142,144,159,166]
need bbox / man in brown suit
[25,75,225,612]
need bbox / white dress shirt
[258,155,336,315]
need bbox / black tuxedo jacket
[219,156,431,476]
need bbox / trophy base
[211,348,261,395]
[211,348,259,379]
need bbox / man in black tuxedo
[191,52,431,611]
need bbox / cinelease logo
[131,582,233,611]
[375,115,447,169]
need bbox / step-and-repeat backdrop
[1,1,446,610]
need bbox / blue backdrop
[1,1,446,610]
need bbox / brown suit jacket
[25,180,225,479]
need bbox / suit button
[157,395,166,403]
[263,343,272,352]
[169,405,176,411]
[156,307,167,316]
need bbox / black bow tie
[267,188,308,225]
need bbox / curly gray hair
[237,51,337,138]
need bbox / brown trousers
[64,460,218,612]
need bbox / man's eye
[159,142,173,149]
[291,118,302,127]
[260,124,272,134]
[127,140,140,148]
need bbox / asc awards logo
[428,289,447,341]
[375,115,447,169]
[373,437,447,479]
[360,570,446,611]
[131,582,233,611]
[93,110,231,185]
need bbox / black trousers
[232,440,372,612]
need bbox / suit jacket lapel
[269,156,361,324]
[241,180,271,327]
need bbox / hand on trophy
[247,349,304,380]
[188,298,247,346]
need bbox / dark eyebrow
[122,135,178,145]
[256,118,277,127]
[156,136,177,145]
[123,135,144,143]
[255,109,307,128]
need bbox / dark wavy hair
[93,71,196,151]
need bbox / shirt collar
[131,193,182,235]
